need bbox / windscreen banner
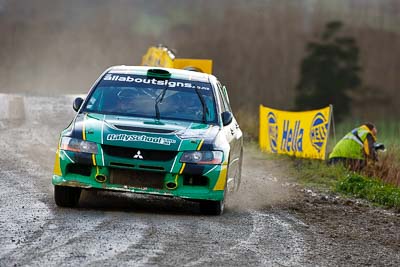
[259,105,332,160]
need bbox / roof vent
[147,69,171,79]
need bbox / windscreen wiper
[194,87,208,123]
[155,83,169,120]
[146,69,172,121]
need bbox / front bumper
[52,149,226,201]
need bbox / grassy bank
[337,173,400,208]
[283,147,400,209]
[255,143,400,209]
[244,115,400,208]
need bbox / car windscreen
[82,73,217,123]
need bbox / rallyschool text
[106,134,176,146]
[103,74,210,91]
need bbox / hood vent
[114,125,175,134]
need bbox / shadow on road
[76,189,208,216]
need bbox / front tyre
[54,185,81,207]
[199,199,225,215]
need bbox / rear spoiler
[141,45,213,74]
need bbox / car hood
[69,113,220,151]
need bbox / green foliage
[336,173,400,208]
[295,21,362,122]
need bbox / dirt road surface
[1,95,399,266]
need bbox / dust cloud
[227,147,294,211]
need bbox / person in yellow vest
[328,123,378,171]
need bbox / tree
[295,21,361,122]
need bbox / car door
[216,82,242,192]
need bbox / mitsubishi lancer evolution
[52,66,243,215]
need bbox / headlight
[60,137,98,154]
[180,151,223,164]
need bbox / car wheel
[54,185,81,207]
[199,198,225,215]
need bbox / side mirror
[73,97,84,112]
[221,111,233,126]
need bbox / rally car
[53,66,243,215]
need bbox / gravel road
[0,95,399,266]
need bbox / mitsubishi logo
[133,150,143,159]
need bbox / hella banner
[259,105,332,160]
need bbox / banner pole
[324,104,333,160]
[330,105,336,159]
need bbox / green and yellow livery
[53,66,242,215]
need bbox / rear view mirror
[221,111,233,126]
[73,97,84,112]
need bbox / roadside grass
[288,158,348,190]
[336,173,400,208]
[244,115,400,208]
[363,146,400,187]
[284,155,400,209]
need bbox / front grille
[109,168,165,189]
[102,144,177,161]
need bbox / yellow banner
[259,105,332,160]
